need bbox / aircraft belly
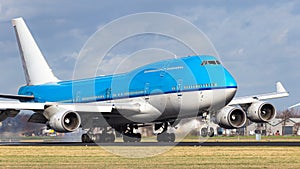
[80,88,236,128]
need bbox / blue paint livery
[18,55,237,103]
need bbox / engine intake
[247,101,276,123]
[215,106,247,129]
[44,105,81,132]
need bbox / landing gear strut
[156,122,176,142]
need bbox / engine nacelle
[44,106,81,132]
[215,106,247,129]
[247,101,276,123]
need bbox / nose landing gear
[200,112,215,137]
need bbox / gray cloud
[0,1,299,109]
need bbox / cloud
[173,1,300,109]
[0,1,299,109]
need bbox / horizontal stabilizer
[0,93,34,101]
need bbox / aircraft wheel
[123,133,133,142]
[157,133,164,142]
[135,133,142,142]
[108,133,116,142]
[201,127,208,137]
[123,133,141,142]
[169,133,175,142]
[95,133,116,143]
[94,134,104,143]
[208,127,214,137]
[157,133,175,142]
[81,134,92,143]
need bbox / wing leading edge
[229,82,289,106]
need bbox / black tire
[135,133,142,142]
[123,133,132,142]
[81,134,92,143]
[201,127,208,137]
[157,132,175,142]
[208,127,214,137]
[108,133,116,142]
[94,134,105,143]
[169,133,175,142]
[157,133,165,142]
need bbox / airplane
[288,103,300,110]
[0,17,289,143]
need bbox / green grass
[0,146,300,168]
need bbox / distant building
[246,118,300,136]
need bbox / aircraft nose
[224,69,238,105]
[225,87,237,105]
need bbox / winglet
[276,82,287,93]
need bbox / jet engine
[44,105,81,132]
[215,106,247,129]
[247,101,276,123]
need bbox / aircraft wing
[288,103,300,110]
[0,100,150,123]
[0,101,111,121]
[0,101,114,112]
[228,82,289,106]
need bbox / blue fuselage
[18,55,237,104]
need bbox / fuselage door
[177,79,182,97]
[106,88,112,100]
[144,82,150,100]
[75,91,81,103]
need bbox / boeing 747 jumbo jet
[0,18,289,143]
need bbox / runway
[1,141,300,146]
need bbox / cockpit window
[201,60,221,66]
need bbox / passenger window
[201,61,208,66]
[201,60,221,66]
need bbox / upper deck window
[201,60,221,66]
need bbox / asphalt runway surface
[1,142,300,146]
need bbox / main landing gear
[81,127,115,143]
[122,124,142,143]
[155,122,176,142]
[200,127,214,137]
[81,122,177,143]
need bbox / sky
[0,0,299,110]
